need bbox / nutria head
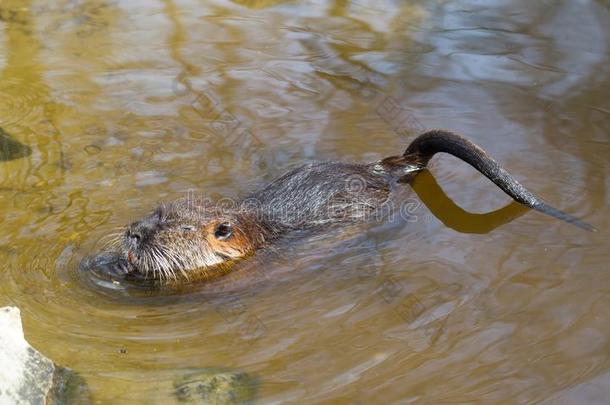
[117,199,261,281]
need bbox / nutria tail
[403,129,595,231]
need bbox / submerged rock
[94,367,257,404]
[0,307,90,404]
[173,369,257,404]
[0,128,31,161]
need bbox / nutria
[85,130,594,284]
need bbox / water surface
[0,0,609,403]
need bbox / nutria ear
[214,222,233,240]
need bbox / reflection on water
[411,169,530,234]
[0,0,608,403]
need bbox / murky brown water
[0,0,609,403]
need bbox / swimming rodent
[88,129,594,283]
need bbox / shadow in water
[0,128,31,161]
[411,169,529,234]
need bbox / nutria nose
[127,216,159,245]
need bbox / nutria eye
[214,222,233,240]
